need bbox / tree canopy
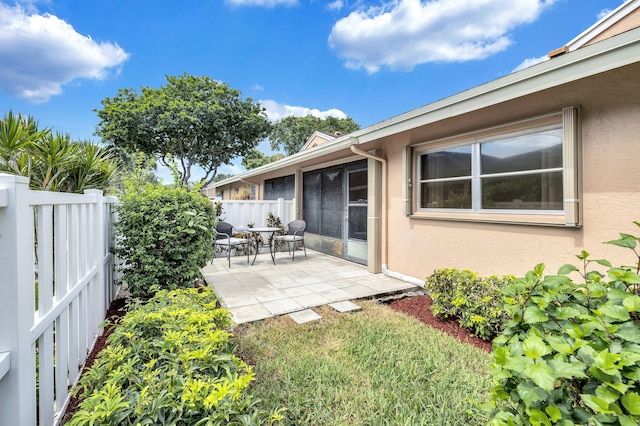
[213,173,234,183]
[95,74,271,186]
[270,115,360,155]
[241,149,285,170]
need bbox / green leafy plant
[425,268,513,340]
[114,173,215,295]
[67,287,284,425]
[491,222,640,425]
[266,213,285,251]
[214,201,225,222]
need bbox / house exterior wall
[373,63,640,280]
[204,24,640,282]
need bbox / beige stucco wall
[368,63,640,280]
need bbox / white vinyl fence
[0,174,120,426]
[213,198,296,228]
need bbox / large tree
[95,74,271,186]
[270,115,360,155]
[241,148,284,170]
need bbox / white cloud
[225,0,297,7]
[329,0,556,73]
[327,0,344,12]
[512,54,548,72]
[259,99,348,122]
[0,2,129,103]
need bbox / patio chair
[212,221,250,267]
[273,220,307,262]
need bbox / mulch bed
[60,297,128,424]
[386,295,493,353]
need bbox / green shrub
[490,223,640,425]
[425,268,513,340]
[114,176,215,295]
[67,287,284,425]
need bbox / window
[264,175,295,200]
[409,107,580,226]
[303,167,343,238]
[480,128,563,210]
[419,146,472,209]
[302,160,367,239]
[347,168,368,241]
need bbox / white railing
[0,174,120,426]
[212,198,296,227]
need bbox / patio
[201,249,420,324]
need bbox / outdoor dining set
[212,220,307,267]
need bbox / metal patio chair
[212,221,250,267]
[273,219,307,262]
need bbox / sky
[0,0,627,178]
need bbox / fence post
[0,174,36,425]
[276,198,284,223]
[84,189,106,341]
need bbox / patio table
[237,226,281,265]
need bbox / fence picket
[212,198,296,228]
[0,174,120,425]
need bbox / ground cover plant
[66,287,284,425]
[235,301,493,425]
[425,268,514,340]
[491,222,640,425]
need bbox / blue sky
[0,0,625,177]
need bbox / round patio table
[237,226,281,265]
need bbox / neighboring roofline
[209,133,353,188]
[210,26,640,189]
[566,0,640,51]
[300,130,336,151]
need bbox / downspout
[350,145,424,288]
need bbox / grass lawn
[235,300,493,426]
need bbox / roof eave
[354,26,640,144]
[210,26,640,188]
[209,134,356,187]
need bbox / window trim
[405,107,581,227]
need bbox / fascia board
[354,26,640,145]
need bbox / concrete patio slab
[329,301,362,313]
[201,249,420,324]
[289,309,322,324]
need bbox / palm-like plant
[63,142,119,193]
[0,110,47,177]
[0,111,120,193]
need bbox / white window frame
[406,107,581,227]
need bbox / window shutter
[563,106,581,226]
[402,145,412,216]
